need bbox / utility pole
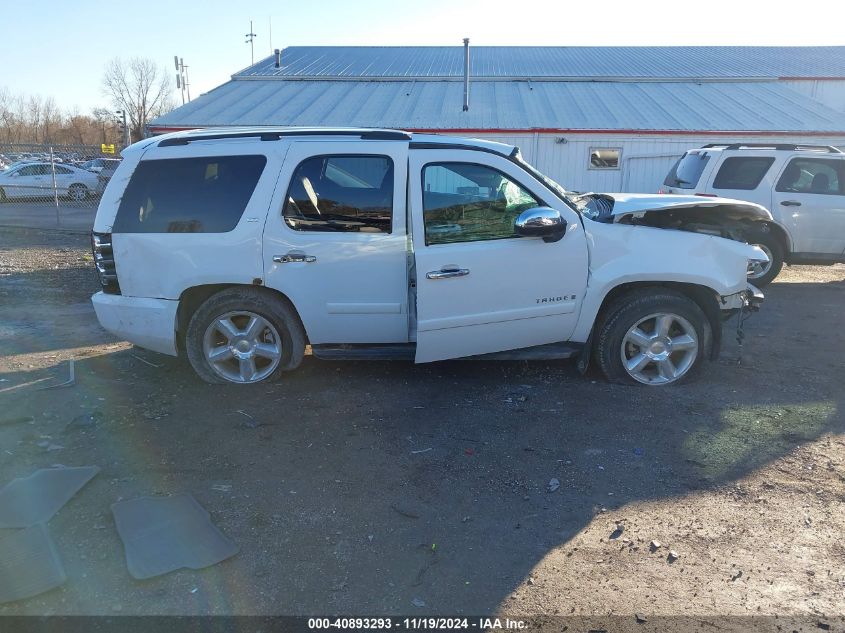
[245,20,257,65]
[174,56,191,104]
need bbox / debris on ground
[650,540,662,552]
[667,550,679,562]
[411,597,426,608]
[0,466,100,528]
[66,411,103,431]
[111,493,239,579]
[390,504,419,519]
[547,478,560,493]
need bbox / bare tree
[101,57,175,142]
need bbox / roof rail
[701,143,843,153]
[158,129,412,147]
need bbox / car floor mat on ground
[111,493,239,580]
[0,523,66,603]
[0,466,100,528]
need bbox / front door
[772,156,845,256]
[409,149,588,363]
[263,140,411,344]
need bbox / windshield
[511,149,574,205]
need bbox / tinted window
[422,163,539,245]
[589,148,621,169]
[283,155,393,233]
[17,165,41,176]
[113,155,266,233]
[776,158,845,195]
[712,156,774,190]
[55,166,72,175]
[664,152,710,189]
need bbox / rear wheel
[67,183,89,201]
[595,290,711,386]
[745,228,784,287]
[185,288,306,384]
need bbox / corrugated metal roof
[237,46,845,79]
[150,80,845,133]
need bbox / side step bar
[310,342,582,362]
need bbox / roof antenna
[463,38,470,112]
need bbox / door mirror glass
[514,207,567,243]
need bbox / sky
[2,0,844,113]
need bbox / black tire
[185,287,306,384]
[745,227,784,287]
[67,183,89,202]
[595,289,712,386]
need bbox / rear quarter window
[113,155,266,233]
[664,152,710,189]
[712,156,775,190]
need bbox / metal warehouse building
[149,46,845,193]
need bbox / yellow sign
[101,143,116,154]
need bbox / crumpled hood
[602,193,772,222]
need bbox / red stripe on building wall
[147,126,845,137]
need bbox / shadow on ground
[0,272,843,615]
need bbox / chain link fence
[0,143,122,230]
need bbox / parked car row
[661,143,845,285]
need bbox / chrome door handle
[426,267,470,280]
[780,200,802,207]
[273,253,317,263]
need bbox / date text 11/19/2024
[307,617,527,630]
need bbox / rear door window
[776,158,845,195]
[663,152,710,189]
[712,157,775,190]
[113,155,267,233]
[283,155,393,233]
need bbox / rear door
[772,156,845,255]
[409,149,588,363]
[262,140,410,344]
[704,153,776,209]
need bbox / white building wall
[446,132,845,194]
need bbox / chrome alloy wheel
[202,311,282,383]
[620,312,699,385]
[747,243,773,280]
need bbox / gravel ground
[0,227,843,622]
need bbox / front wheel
[595,290,711,386]
[745,229,784,287]
[185,288,306,384]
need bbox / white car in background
[0,162,99,202]
[661,143,845,285]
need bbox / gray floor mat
[0,466,99,528]
[0,524,66,603]
[111,493,239,580]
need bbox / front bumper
[720,283,764,311]
[91,292,179,356]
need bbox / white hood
[602,193,772,222]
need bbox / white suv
[91,128,765,387]
[662,144,845,285]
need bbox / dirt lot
[0,227,843,621]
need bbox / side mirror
[514,206,567,243]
